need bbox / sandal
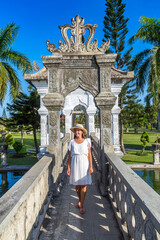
[75,203,80,209]
[80,208,85,214]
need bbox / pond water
[0,171,26,198]
[134,169,160,195]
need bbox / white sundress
[68,138,92,185]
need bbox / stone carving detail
[61,69,98,96]
[50,129,58,145]
[47,15,110,54]
[49,112,57,127]
[103,129,111,145]
[101,71,110,90]
[102,111,111,127]
[49,69,57,90]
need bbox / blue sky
[0,0,160,116]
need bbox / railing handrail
[106,150,160,230]
[61,133,70,144]
[0,154,53,237]
[91,134,160,238]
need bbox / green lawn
[122,129,160,164]
[0,132,40,166]
[0,153,38,166]
[10,132,40,149]
[122,150,153,164]
[123,131,159,149]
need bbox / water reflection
[134,170,160,195]
[0,171,26,197]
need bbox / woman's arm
[67,151,71,175]
[88,148,93,174]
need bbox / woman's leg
[80,185,87,209]
[75,185,81,207]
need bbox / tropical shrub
[140,131,150,153]
[13,141,23,153]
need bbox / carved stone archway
[24,15,134,192]
[72,105,87,137]
[63,87,97,137]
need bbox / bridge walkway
[38,170,123,240]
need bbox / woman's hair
[74,130,86,139]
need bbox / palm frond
[135,57,151,93]
[0,62,8,104]
[0,23,19,53]
[129,49,151,71]
[1,49,33,73]
[1,62,21,100]
[151,46,160,82]
[129,17,160,45]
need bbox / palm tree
[0,23,32,104]
[129,17,160,128]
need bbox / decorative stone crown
[46,15,110,54]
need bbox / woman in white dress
[67,124,93,214]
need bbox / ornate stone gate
[25,15,133,191]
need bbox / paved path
[39,173,123,240]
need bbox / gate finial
[46,15,110,54]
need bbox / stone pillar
[38,94,48,150]
[42,55,64,184]
[111,85,124,157]
[39,112,48,147]
[86,94,97,136]
[153,150,160,165]
[95,54,117,195]
[87,113,95,135]
[42,93,65,183]
[95,54,117,150]
[36,87,48,151]
[112,106,123,157]
[63,109,72,134]
[43,93,64,146]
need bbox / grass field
[122,151,153,164]
[10,132,40,149]
[122,129,160,164]
[0,132,40,166]
[123,131,159,148]
[0,153,38,166]
[1,129,160,166]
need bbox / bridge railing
[91,133,101,171]
[91,133,160,240]
[0,134,70,240]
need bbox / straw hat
[70,124,87,135]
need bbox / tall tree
[103,0,133,155]
[129,17,160,128]
[7,89,40,153]
[0,117,32,144]
[122,91,145,134]
[103,0,132,69]
[144,103,158,130]
[0,23,32,104]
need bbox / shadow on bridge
[38,170,123,240]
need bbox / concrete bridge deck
[38,172,123,240]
